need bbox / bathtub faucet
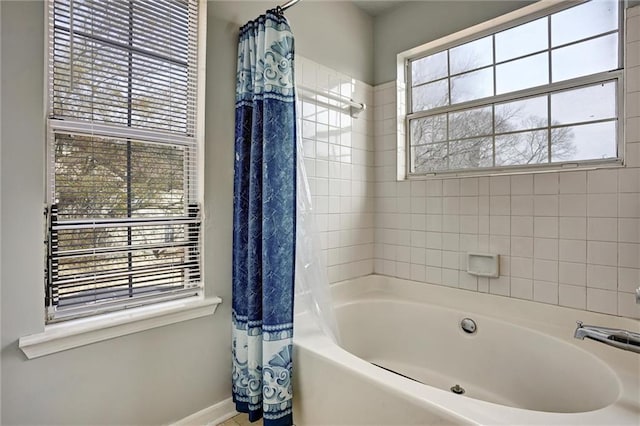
[574,321,640,354]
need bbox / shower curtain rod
[297,84,367,116]
[279,0,302,12]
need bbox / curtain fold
[232,10,296,426]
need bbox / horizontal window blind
[46,0,202,322]
[47,204,201,316]
[51,0,197,134]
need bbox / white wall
[0,3,228,423]
[372,6,640,320]
[372,0,535,85]
[0,1,374,424]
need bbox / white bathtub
[292,275,640,425]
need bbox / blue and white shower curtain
[232,9,296,426]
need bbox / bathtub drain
[450,384,465,395]
[460,318,477,334]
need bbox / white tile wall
[370,8,640,319]
[295,56,375,284]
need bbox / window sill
[404,159,625,181]
[18,296,222,359]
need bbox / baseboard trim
[172,397,237,426]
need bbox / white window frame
[18,0,218,358]
[397,0,626,179]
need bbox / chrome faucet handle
[635,287,640,304]
[576,320,583,328]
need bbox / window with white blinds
[46,0,203,322]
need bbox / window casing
[405,0,624,176]
[45,0,203,322]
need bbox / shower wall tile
[559,284,586,310]
[295,56,374,284]
[370,9,640,320]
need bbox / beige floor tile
[235,412,262,426]
[217,413,263,426]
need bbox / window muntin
[407,0,622,174]
[46,0,202,322]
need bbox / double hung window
[406,0,623,175]
[46,0,202,322]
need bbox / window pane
[412,51,448,86]
[552,121,616,162]
[448,106,492,140]
[413,143,448,172]
[450,68,493,104]
[410,114,447,144]
[495,130,549,166]
[412,79,449,112]
[449,138,493,170]
[52,35,130,125]
[496,52,548,95]
[54,134,186,220]
[495,18,548,62]
[551,81,616,125]
[551,0,618,47]
[495,95,548,133]
[131,55,189,133]
[450,36,493,75]
[552,34,618,82]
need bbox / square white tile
[559,217,587,240]
[534,194,559,216]
[586,288,618,315]
[559,239,587,263]
[559,171,587,194]
[587,241,618,266]
[559,261,587,286]
[586,264,618,290]
[511,175,533,195]
[533,259,558,282]
[533,280,559,304]
[587,169,618,193]
[559,194,586,217]
[587,217,618,242]
[534,217,558,238]
[534,173,559,194]
[534,238,559,260]
[559,284,586,310]
[511,277,533,300]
